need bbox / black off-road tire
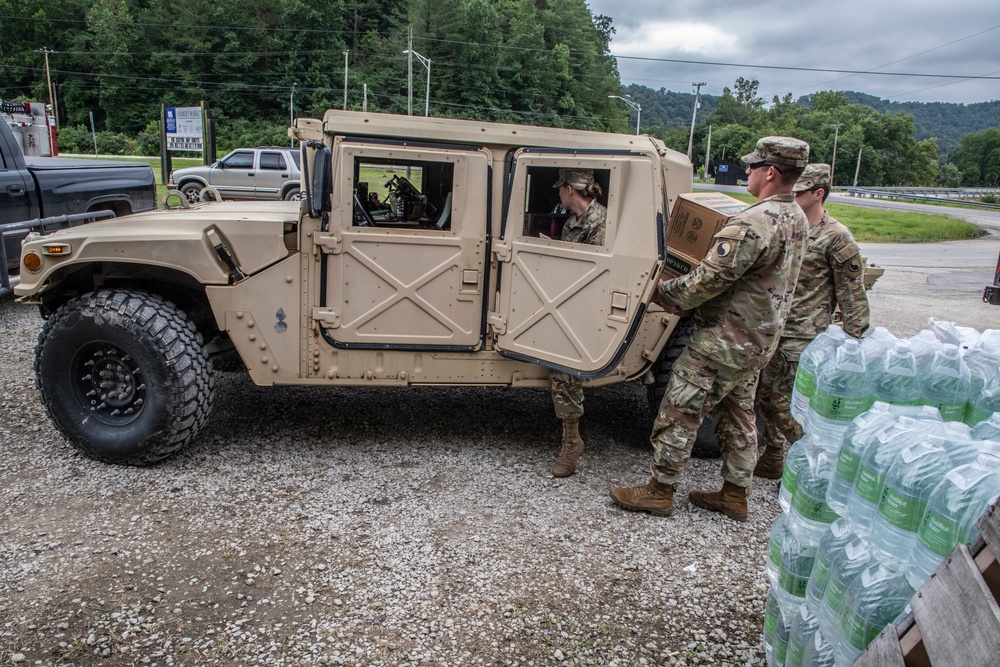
[646,317,721,458]
[34,290,215,465]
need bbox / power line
[3,13,998,83]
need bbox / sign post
[160,103,215,196]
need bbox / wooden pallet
[854,499,1000,667]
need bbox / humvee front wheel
[34,290,214,465]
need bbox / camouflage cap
[793,163,832,193]
[553,168,595,189]
[740,136,810,168]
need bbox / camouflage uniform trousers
[551,371,584,421]
[757,337,810,457]
[650,348,760,487]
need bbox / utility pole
[830,122,844,183]
[407,28,413,116]
[37,48,56,128]
[608,95,641,135]
[687,82,706,162]
[704,125,712,180]
[289,83,296,147]
[343,51,349,110]
[363,84,368,112]
[403,49,431,117]
[853,147,863,187]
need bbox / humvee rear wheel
[647,317,765,459]
[34,290,214,465]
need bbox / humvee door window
[352,158,455,230]
[259,152,287,170]
[222,151,254,169]
[520,166,611,244]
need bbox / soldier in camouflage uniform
[549,169,607,477]
[610,137,809,521]
[754,164,870,478]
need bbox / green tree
[951,128,1000,186]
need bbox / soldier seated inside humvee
[520,166,610,241]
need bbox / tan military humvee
[16,109,695,465]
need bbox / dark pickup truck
[1,120,156,294]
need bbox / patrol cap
[793,163,832,193]
[740,136,810,168]
[553,168,595,189]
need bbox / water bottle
[870,340,921,406]
[844,419,924,536]
[859,327,896,365]
[965,368,1000,427]
[776,533,817,620]
[816,537,873,646]
[773,605,791,667]
[763,588,785,666]
[792,326,848,427]
[801,630,836,667]
[785,603,821,667]
[763,588,779,664]
[805,518,859,611]
[810,339,873,443]
[780,434,825,514]
[789,450,840,547]
[826,405,898,517]
[920,344,970,422]
[767,512,794,588]
[833,563,914,666]
[905,453,1000,590]
[868,440,953,568]
[971,412,1000,440]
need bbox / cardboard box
[660,249,699,280]
[667,192,748,261]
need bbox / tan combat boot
[753,445,785,480]
[688,481,749,521]
[609,478,676,516]
[551,419,584,477]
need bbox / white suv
[168,146,302,203]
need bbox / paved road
[695,182,1000,233]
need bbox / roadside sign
[165,106,203,152]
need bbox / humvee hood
[17,201,301,295]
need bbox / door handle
[281,173,288,178]
[247,172,255,176]
[5,185,25,196]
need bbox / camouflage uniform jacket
[560,200,606,245]
[782,212,870,339]
[657,193,807,370]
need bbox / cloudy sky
[585,0,999,105]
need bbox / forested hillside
[626,86,998,156]
[0,0,630,135]
[3,0,996,186]
[804,92,1000,154]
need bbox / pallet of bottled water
[762,320,1000,667]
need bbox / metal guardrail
[1,210,117,297]
[839,187,1000,210]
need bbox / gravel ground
[2,234,997,666]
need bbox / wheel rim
[183,187,201,204]
[72,343,146,426]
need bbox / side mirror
[305,142,332,219]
